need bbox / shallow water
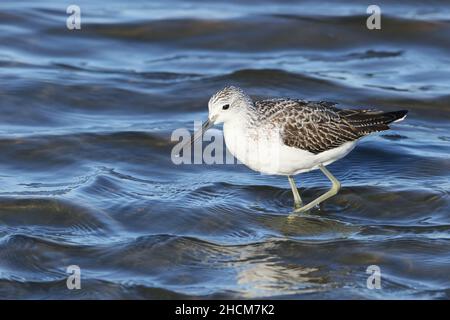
[0,0,449,299]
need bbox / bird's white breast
[223,120,357,176]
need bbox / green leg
[288,175,303,209]
[294,165,341,213]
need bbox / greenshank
[185,86,407,212]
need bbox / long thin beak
[181,118,215,150]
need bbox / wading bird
[183,86,407,212]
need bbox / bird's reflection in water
[234,243,329,298]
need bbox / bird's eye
[222,104,230,110]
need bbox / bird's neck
[223,108,257,141]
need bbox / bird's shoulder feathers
[254,98,407,154]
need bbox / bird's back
[254,98,407,154]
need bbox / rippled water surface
[0,0,449,299]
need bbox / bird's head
[182,86,252,149]
[207,85,253,125]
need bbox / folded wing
[255,99,407,154]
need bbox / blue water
[0,0,449,299]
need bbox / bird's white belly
[223,122,357,176]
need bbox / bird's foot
[293,202,306,212]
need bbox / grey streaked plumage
[253,98,408,154]
[200,85,408,212]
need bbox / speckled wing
[255,99,407,154]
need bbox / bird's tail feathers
[341,109,408,135]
